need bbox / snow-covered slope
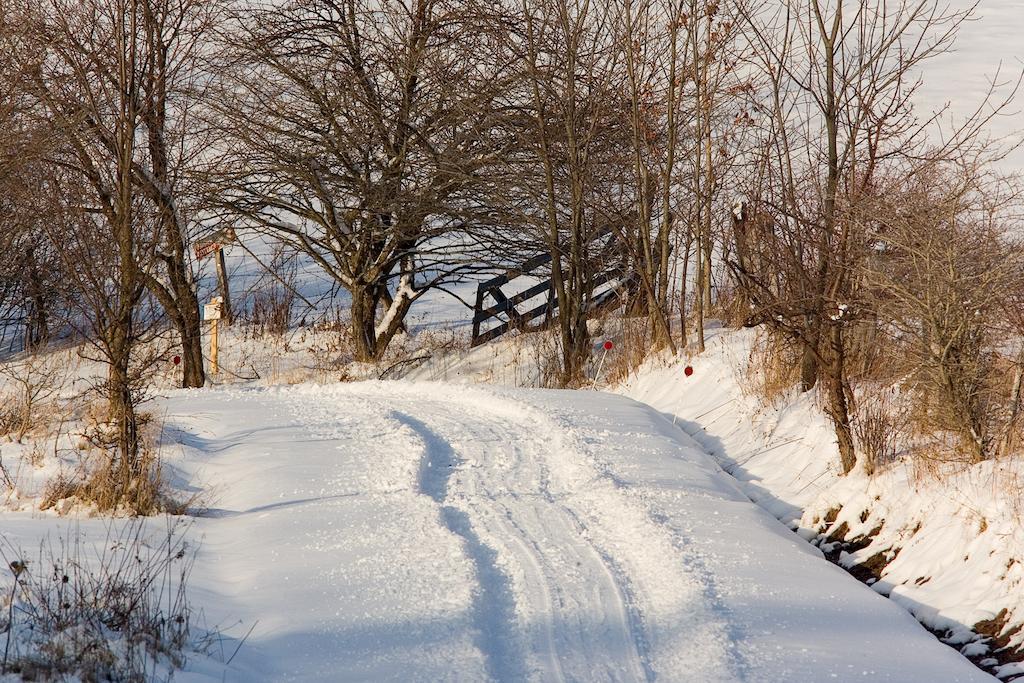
[915,0,1024,172]
[137,381,991,681]
[616,326,837,527]
[618,326,1023,680]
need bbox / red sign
[603,340,614,351]
[194,228,237,260]
[684,366,694,377]
[173,355,181,366]
[194,242,222,260]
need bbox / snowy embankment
[126,381,991,681]
[618,326,1024,680]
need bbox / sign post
[204,297,223,375]
[194,228,236,325]
[215,248,232,325]
[211,316,218,375]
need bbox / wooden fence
[470,237,638,347]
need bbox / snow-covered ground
[0,3,1021,680]
[2,327,1010,682]
[915,0,1024,172]
[619,326,1024,680]
[62,381,993,681]
[2,300,1017,680]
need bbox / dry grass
[39,411,188,517]
[39,449,184,518]
[532,330,567,388]
[0,519,194,681]
[742,331,802,406]
[596,315,655,386]
[708,283,751,329]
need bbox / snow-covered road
[161,382,992,682]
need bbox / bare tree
[209,0,510,362]
[0,168,64,351]
[730,0,975,473]
[14,0,167,484]
[128,0,222,388]
[0,15,62,351]
[864,155,1022,463]
[609,0,749,354]
[511,0,629,384]
[10,0,217,388]
[682,0,747,351]
[612,0,678,352]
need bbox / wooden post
[195,227,236,327]
[210,317,219,375]
[215,248,232,325]
[204,297,223,376]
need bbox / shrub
[0,351,69,443]
[41,412,187,517]
[853,389,910,475]
[0,519,194,681]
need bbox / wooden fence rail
[470,239,638,347]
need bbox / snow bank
[618,326,1024,677]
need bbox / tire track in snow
[298,383,728,681]
[392,398,649,683]
[224,388,495,680]
[555,501,657,682]
[485,397,739,682]
[475,504,567,683]
[648,508,751,682]
[550,500,657,682]
[394,411,527,683]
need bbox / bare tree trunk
[999,347,1024,458]
[170,283,204,387]
[937,353,987,463]
[800,325,819,391]
[350,285,379,362]
[519,0,616,386]
[108,327,139,474]
[23,246,49,350]
[679,228,692,347]
[694,230,706,351]
[822,323,855,473]
[619,1,674,353]
[178,294,205,388]
[137,0,208,388]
